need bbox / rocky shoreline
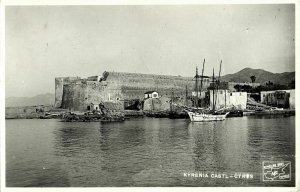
[5,105,295,121]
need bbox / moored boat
[186,59,230,122]
[186,110,229,122]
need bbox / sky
[5,4,295,97]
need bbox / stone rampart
[56,71,211,111]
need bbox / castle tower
[54,78,64,108]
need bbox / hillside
[6,93,55,107]
[221,68,295,85]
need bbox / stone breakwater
[62,111,126,122]
[5,105,56,119]
[5,104,144,120]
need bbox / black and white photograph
[1,1,298,190]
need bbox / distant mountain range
[6,93,55,108]
[221,68,295,85]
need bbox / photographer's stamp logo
[263,161,291,181]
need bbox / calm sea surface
[6,116,295,187]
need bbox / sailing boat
[186,110,229,122]
[186,60,229,122]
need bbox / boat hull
[187,112,229,122]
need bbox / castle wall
[54,77,81,108]
[54,78,64,108]
[87,76,101,81]
[104,71,210,101]
[57,71,212,111]
[143,96,172,111]
[61,81,106,111]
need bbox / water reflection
[6,116,295,187]
[188,121,232,172]
[98,124,112,151]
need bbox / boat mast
[218,60,222,87]
[185,85,188,106]
[171,88,174,112]
[215,60,222,109]
[194,67,199,107]
[219,60,226,108]
[199,59,205,107]
[212,68,215,112]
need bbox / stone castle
[55,71,211,111]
